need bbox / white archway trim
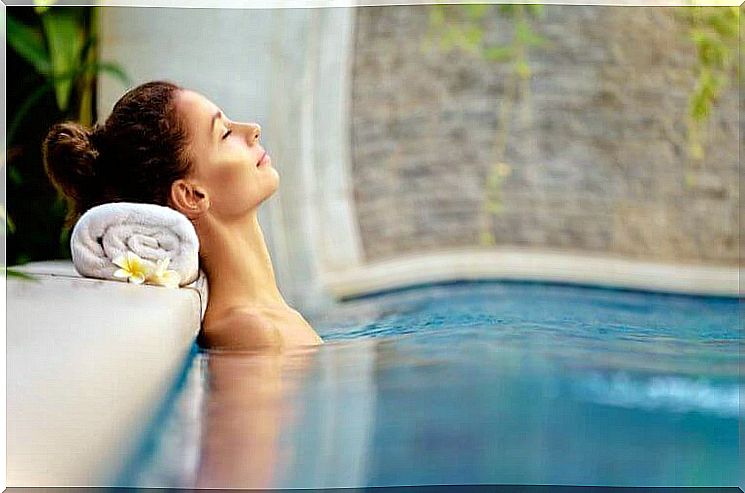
[311,7,364,274]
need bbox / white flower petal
[112,254,127,269]
[130,274,146,284]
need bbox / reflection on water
[196,349,303,488]
[121,282,742,488]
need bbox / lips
[256,151,267,167]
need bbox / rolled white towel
[70,202,200,287]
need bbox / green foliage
[6,6,130,266]
[424,4,547,245]
[1,204,16,234]
[7,7,130,148]
[40,8,87,112]
[6,15,52,74]
[427,5,741,239]
[2,267,39,281]
[1,204,37,281]
[427,4,547,71]
[675,6,740,162]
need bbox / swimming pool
[119,281,742,489]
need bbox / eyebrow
[210,110,222,136]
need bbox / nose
[244,122,261,145]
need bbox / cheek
[212,164,256,197]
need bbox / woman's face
[175,89,279,219]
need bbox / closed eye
[222,128,232,140]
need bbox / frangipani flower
[147,257,181,289]
[112,251,155,285]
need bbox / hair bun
[42,121,102,226]
[43,122,100,197]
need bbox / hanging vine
[674,6,740,184]
[423,6,739,244]
[424,4,548,245]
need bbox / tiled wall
[350,5,739,265]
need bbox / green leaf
[464,26,484,47]
[526,5,545,18]
[0,205,16,234]
[34,0,59,15]
[515,59,531,79]
[59,226,72,248]
[516,19,546,47]
[464,4,490,21]
[429,6,446,28]
[704,8,738,39]
[8,165,23,186]
[2,267,39,281]
[498,5,517,18]
[40,7,87,112]
[8,60,130,145]
[96,61,132,86]
[6,15,51,75]
[689,86,710,121]
[484,45,513,62]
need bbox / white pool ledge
[6,260,204,486]
[321,248,741,299]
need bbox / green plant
[5,3,130,266]
[6,4,130,181]
[424,4,548,245]
[1,204,37,281]
[675,6,740,164]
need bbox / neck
[195,209,287,309]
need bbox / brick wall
[350,5,739,265]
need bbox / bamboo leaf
[6,15,51,75]
[8,60,130,145]
[96,61,132,86]
[40,7,87,112]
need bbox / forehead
[176,90,220,130]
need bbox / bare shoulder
[200,303,323,350]
[256,305,324,347]
[201,306,282,350]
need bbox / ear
[169,178,210,219]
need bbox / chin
[257,174,280,205]
[268,168,280,192]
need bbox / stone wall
[350,5,739,265]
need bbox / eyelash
[222,128,232,140]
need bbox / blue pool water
[122,281,742,489]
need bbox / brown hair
[42,80,191,228]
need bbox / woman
[42,80,323,350]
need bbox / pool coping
[6,261,204,486]
[320,248,741,299]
